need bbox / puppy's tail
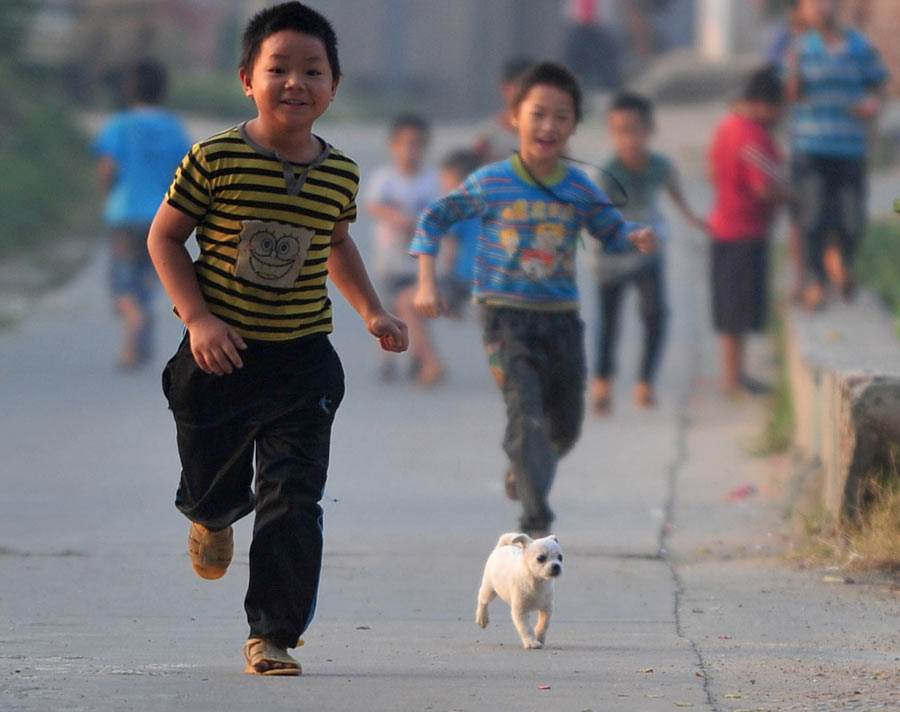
[496,532,531,549]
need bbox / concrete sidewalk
[2,120,899,712]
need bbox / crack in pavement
[656,243,721,712]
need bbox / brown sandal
[188,522,233,580]
[243,638,302,676]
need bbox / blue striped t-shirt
[411,155,639,310]
[788,28,887,158]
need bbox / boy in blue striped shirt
[411,62,656,535]
[785,0,888,309]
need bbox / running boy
[94,59,191,368]
[708,66,792,396]
[147,2,407,676]
[412,62,656,535]
[785,0,888,310]
[592,92,706,415]
[366,114,442,384]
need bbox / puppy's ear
[511,533,532,549]
[547,535,558,543]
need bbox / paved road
[2,120,898,711]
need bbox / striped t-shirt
[411,154,638,310]
[788,28,888,158]
[166,123,359,341]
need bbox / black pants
[594,258,667,383]
[483,307,586,533]
[794,153,866,284]
[162,333,344,649]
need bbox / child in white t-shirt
[366,114,443,384]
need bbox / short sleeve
[165,143,212,221]
[92,116,123,160]
[363,166,392,205]
[859,35,889,88]
[338,183,358,223]
[739,131,780,194]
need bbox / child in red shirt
[708,66,793,396]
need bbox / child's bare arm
[413,253,446,318]
[328,221,408,352]
[665,170,708,232]
[147,202,247,376]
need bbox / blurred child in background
[708,67,793,396]
[366,114,443,384]
[94,59,191,369]
[473,57,534,164]
[435,150,483,319]
[592,91,706,415]
[785,0,888,310]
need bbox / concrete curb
[786,287,900,530]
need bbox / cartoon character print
[233,220,315,289]
[500,228,520,256]
[520,222,565,280]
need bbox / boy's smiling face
[239,29,338,135]
[513,84,577,167]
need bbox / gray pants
[482,307,586,532]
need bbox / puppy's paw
[523,638,543,650]
[475,607,489,629]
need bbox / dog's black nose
[550,563,561,576]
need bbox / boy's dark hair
[501,57,535,84]
[743,64,783,104]
[512,61,583,123]
[390,113,430,137]
[441,149,482,179]
[609,91,654,128]
[240,1,341,79]
[126,59,167,104]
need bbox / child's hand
[629,226,658,253]
[186,313,247,375]
[414,281,447,318]
[368,311,409,353]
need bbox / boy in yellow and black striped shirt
[148,1,407,676]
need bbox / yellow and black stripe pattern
[166,126,359,341]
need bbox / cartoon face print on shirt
[234,220,315,289]
[520,222,565,280]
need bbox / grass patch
[844,449,900,572]
[752,302,794,456]
[856,220,900,335]
[0,60,96,261]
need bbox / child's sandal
[188,523,233,580]
[243,638,302,676]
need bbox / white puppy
[475,532,563,649]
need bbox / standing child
[592,92,706,415]
[147,2,407,675]
[366,114,443,384]
[708,66,793,396]
[93,59,191,368]
[785,0,888,310]
[412,62,656,536]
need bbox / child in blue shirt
[785,0,888,309]
[93,59,191,368]
[412,62,656,535]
